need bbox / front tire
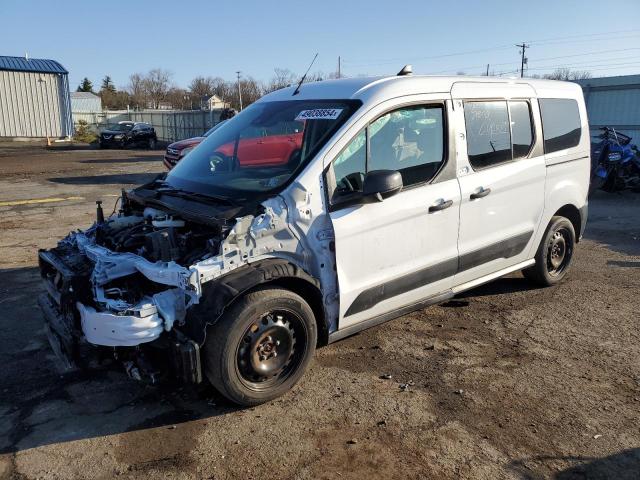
[148,137,157,149]
[523,216,576,286]
[203,287,317,406]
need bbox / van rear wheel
[202,287,316,406]
[523,216,575,286]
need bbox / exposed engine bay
[38,180,332,384]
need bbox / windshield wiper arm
[154,182,235,206]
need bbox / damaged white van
[39,69,589,405]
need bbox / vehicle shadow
[456,275,538,299]
[0,266,237,454]
[47,172,162,186]
[80,157,162,165]
[508,449,640,479]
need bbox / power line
[426,47,640,75]
[523,29,640,44]
[342,29,640,69]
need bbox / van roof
[258,75,583,104]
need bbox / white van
[39,70,590,405]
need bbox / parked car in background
[99,121,158,149]
[164,119,304,171]
[163,121,226,170]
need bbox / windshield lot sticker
[295,109,343,121]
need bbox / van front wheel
[523,216,576,286]
[202,287,317,406]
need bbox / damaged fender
[183,258,327,346]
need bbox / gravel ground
[0,143,639,479]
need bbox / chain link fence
[72,109,227,142]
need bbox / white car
[39,69,589,405]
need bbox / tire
[202,287,317,406]
[523,216,576,287]
[148,137,157,149]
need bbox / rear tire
[202,287,317,406]
[148,137,157,149]
[523,216,576,286]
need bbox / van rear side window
[539,99,581,153]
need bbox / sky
[1,0,639,91]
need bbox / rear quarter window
[539,98,581,153]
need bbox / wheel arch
[554,203,585,241]
[182,258,328,347]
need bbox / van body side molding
[330,290,454,343]
[344,230,533,317]
[344,257,458,317]
[458,230,533,272]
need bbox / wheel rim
[547,226,572,276]
[235,309,306,391]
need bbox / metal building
[575,74,640,140]
[0,55,73,139]
[70,91,102,113]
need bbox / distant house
[202,94,230,110]
[0,55,73,138]
[70,91,102,113]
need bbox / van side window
[539,98,581,153]
[369,105,444,187]
[509,101,534,158]
[331,104,445,201]
[464,101,511,169]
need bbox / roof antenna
[293,53,319,96]
[397,64,412,76]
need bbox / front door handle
[429,199,453,213]
[470,187,491,200]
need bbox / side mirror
[362,169,403,202]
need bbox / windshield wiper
[154,182,235,206]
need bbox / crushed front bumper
[38,293,76,370]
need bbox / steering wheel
[337,172,365,192]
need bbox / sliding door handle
[428,199,453,213]
[470,187,491,200]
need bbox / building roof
[574,74,640,88]
[71,91,100,99]
[0,55,68,74]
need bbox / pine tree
[76,77,94,92]
[101,75,116,93]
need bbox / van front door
[451,89,546,287]
[328,102,461,330]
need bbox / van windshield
[165,100,360,199]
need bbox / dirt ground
[0,142,639,480]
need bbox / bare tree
[543,68,592,81]
[189,77,216,98]
[264,68,297,93]
[211,77,233,103]
[127,73,147,109]
[143,68,173,108]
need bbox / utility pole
[236,71,243,111]
[516,43,529,78]
[486,64,490,76]
[337,56,341,79]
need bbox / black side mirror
[362,169,403,202]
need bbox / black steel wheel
[523,216,576,286]
[203,287,316,406]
